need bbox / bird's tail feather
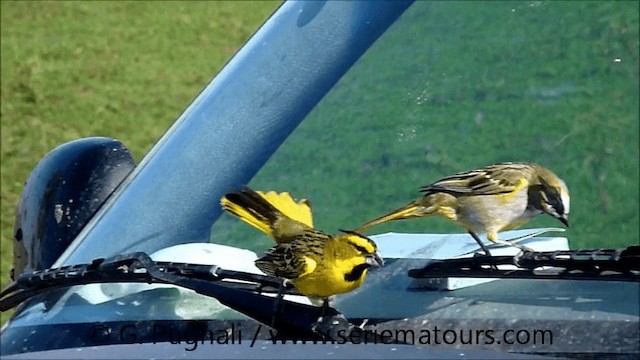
[220,186,313,237]
[258,190,313,227]
[356,201,428,232]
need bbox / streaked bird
[355,162,570,254]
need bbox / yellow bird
[356,162,570,254]
[220,186,383,305]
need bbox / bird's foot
[312,312,351,341]
[512,246,533,267]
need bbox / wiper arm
[1,252,287,309]
[409,246,640,282]
[0,252,353,340]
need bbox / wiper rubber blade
[408,246,640,282]
[0,252,289,308]
[0,252,359,341]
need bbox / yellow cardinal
[221,186,383,305]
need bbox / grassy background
[1,1,638,325]
[211,1,639,254]
[1,0,280,324]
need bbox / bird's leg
[310,298,331,338]
[468,231,492,256]
[468,231,498,270]
[270,279,286,329]
[321,298,330,318]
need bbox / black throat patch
[344,263,370,282]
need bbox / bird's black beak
[557,214,569,227]
[365,253,384,267]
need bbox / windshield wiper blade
[408,246,640,282]
[0,252,356,340]
[0,252,289,309]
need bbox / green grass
[1,1,638,326]
[1,0,280,325]
[211,1,639,253]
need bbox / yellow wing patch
[258,191,313,227]
[494,177,528,204]
[298,256,317,278]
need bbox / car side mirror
[12,137,136,279]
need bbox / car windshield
[4,0,638,356]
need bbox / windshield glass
[213,1,638,252]
[5,1,638,355]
